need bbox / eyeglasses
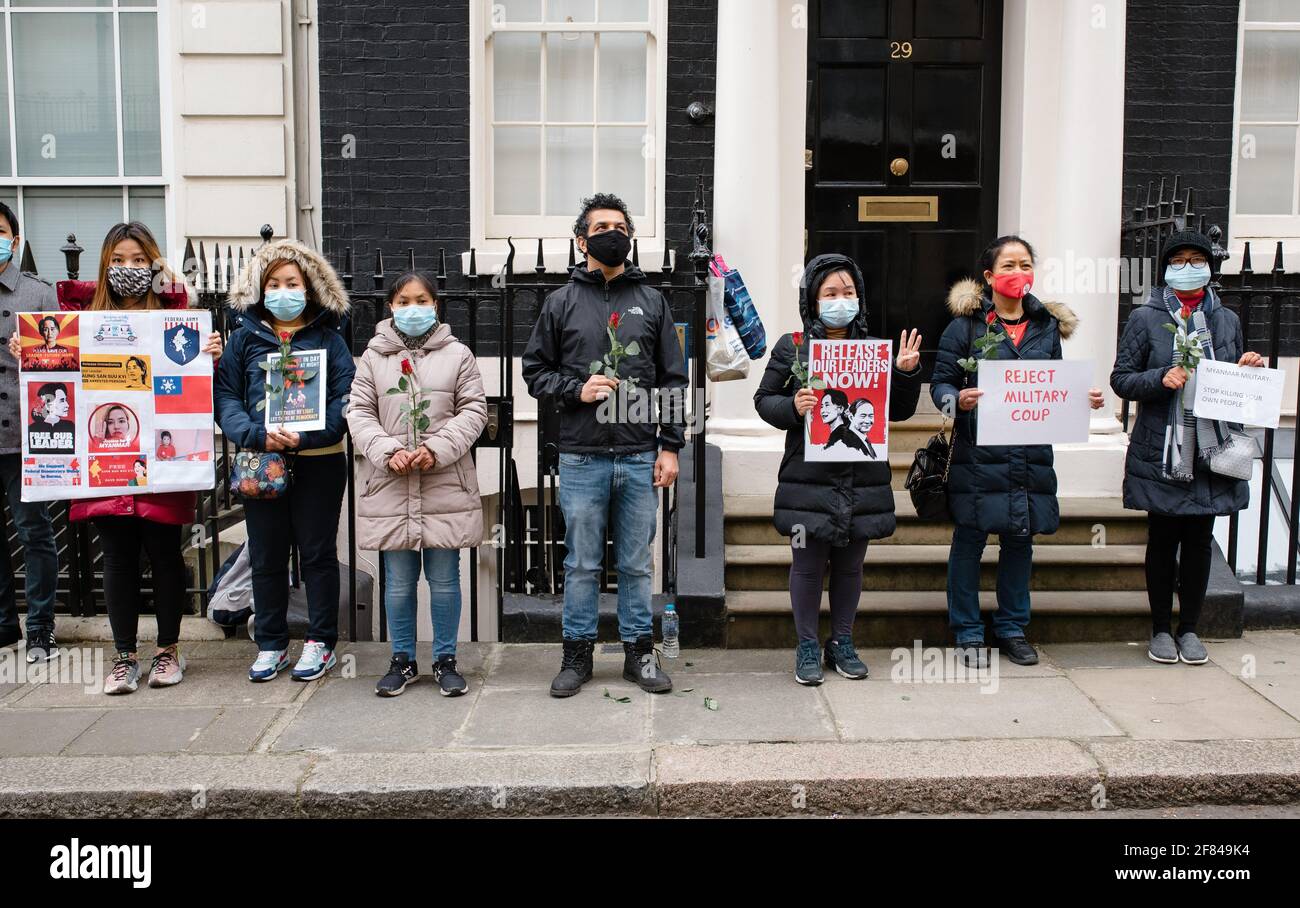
[1168,257,1208,270]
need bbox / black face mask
[584,229,632,268]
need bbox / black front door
[806,0,1003,378]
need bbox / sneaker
[794,639,824,686]
[622,635,672,693]
[550,639,595,698]
[291,641,337,681]
[823,635,869,679]
[249,649,290,682]
[148,645,186,688]
[996,636,1039,666]
[0,626,21,651]
[1147,632,1178,664]
[1177,632,1209,665]
[957,641,989,670]
[104,652,140,695]
[376,654,419,697]
[25,629,59,664]
[432,655,468,697]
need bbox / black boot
[550,638,594,698]
[622,635,672,693]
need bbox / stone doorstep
[51,615,229,644]
[2,738,1299,818]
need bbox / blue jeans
[946,523,1033,644]
[383,548,462,660]
[558,451,657,642]
[0,453,57,636]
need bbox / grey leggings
[789,537,869,643]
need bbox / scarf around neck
[1160,285,1234,482]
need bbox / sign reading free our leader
[1193,359,1286,429]
[975,359,1094,446]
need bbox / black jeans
[243,452,347,651]
[93,516,187,654]
[788,537,869,643]
[0,453,58,636]
[1145,512,1216,636]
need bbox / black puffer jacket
[1110,286,1249,516]
[754,254,922,546]
[522,264,688,454]
[930,279,1079,537]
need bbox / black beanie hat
[1157,229,1214,286]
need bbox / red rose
[400,358,414,376]
[609,312,621,330]
[1180,304,1193,321]
[985,310,997,325]
[792,332,804,347]
[279,331,291,342]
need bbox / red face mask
[990,271,1033,300]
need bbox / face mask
[818,297,859,329]
[106,265,154,298]
[990,271,1033,299]
[1165,262,1211,292]
[393,305,438,336]
[264,288,307,321]
[0,238,12,266]
[584,229,632,268]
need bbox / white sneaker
[248,649,289,682]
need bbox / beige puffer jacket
[347,319,488,551]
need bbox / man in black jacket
[522,193,688,698]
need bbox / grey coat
[1109,287,1250,516]
[0,264,58,454]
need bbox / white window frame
[469,0,669,271]
[1227,1,1300,266]
[0,2,172,272]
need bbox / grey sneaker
[1147,632,1178,664]
[1177,632,1209,665]
[794,639,824,686]
[956,641,989,670]
[104,652,140,695]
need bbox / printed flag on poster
[17,309,216,502]
[803,339,892,463]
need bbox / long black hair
[978,235,1036,287]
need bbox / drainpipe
[291,0,320,248]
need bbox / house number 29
[890,41,913,58]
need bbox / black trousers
[1145,512,1216,636]
[789,537,869,644]
[93,517,187,654]
[242,452,347,651]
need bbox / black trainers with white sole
[376,654,419,697]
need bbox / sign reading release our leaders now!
[976,360,1094,446]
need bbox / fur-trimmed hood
[227,238,350,316]
[945,277,1078,340]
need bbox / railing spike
[468,247,478,278]
[535,237,546,274]
[437,248,448,280]
[1273,241,1285,275]
[568,238,576,268]
[408,247,416,273]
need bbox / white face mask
[818,297,859,328]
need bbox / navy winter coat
[754,254,922,546]
[930,279,1080,537]
[1109,286,1249,517]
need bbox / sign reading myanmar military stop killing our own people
[976,360,1094,446]
[1193,359,1286,430]
[16,309,216,502]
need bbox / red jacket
[58,281,199,525]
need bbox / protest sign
[1193,359,1285,429]
[264,349,327,432]
[976,359,1093,446]
[804,339,892,463]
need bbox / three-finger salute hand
[895,329,923,372]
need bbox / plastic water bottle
[662,603,680,659]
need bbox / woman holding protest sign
[5,221,222,694]
[1110,230,1264,666]
[754,254,923,686]
[931,235,1105,668]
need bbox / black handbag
[904,318,974,521]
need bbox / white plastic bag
[705,275,749,382]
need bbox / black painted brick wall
[317,0,717,354]
[1123,0,1240,235]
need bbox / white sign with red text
[976,359,1093,446]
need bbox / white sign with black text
[1193,359,1285,429]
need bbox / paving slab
[189,707,284,754]
[300,750,653,817]
[270,676,476,753]
[879,644,1066,678]
[460,684,649,747]
[1089,738,1300,807]
[1207,631,1300,678]
[650,672,837,744]
[65,707,220,756]
[0,708,104,756]
[823,676,1122,740]
[10,660,309,709]
[654,739,1100,815]
[1040,641,1165,670]
[485,643,627,688]
[336,641,492,677]
[1068,665,1300,740]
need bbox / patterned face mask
[106,265,154,298]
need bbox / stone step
[722,589,1158,647]
[723,543,1147,592]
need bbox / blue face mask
[818,297,860,329]
[393,304,438,336]
[1165,262,1211,292]
[264,288,307,321]
[0,237,11,266]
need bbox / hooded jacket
[214,239,355,453]
[929,278,1079,536]
[1109,284,1248,516]
[347,319,488,551]
[753,254,923,545]
[58,281,198,525]
[521,263,688,454]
